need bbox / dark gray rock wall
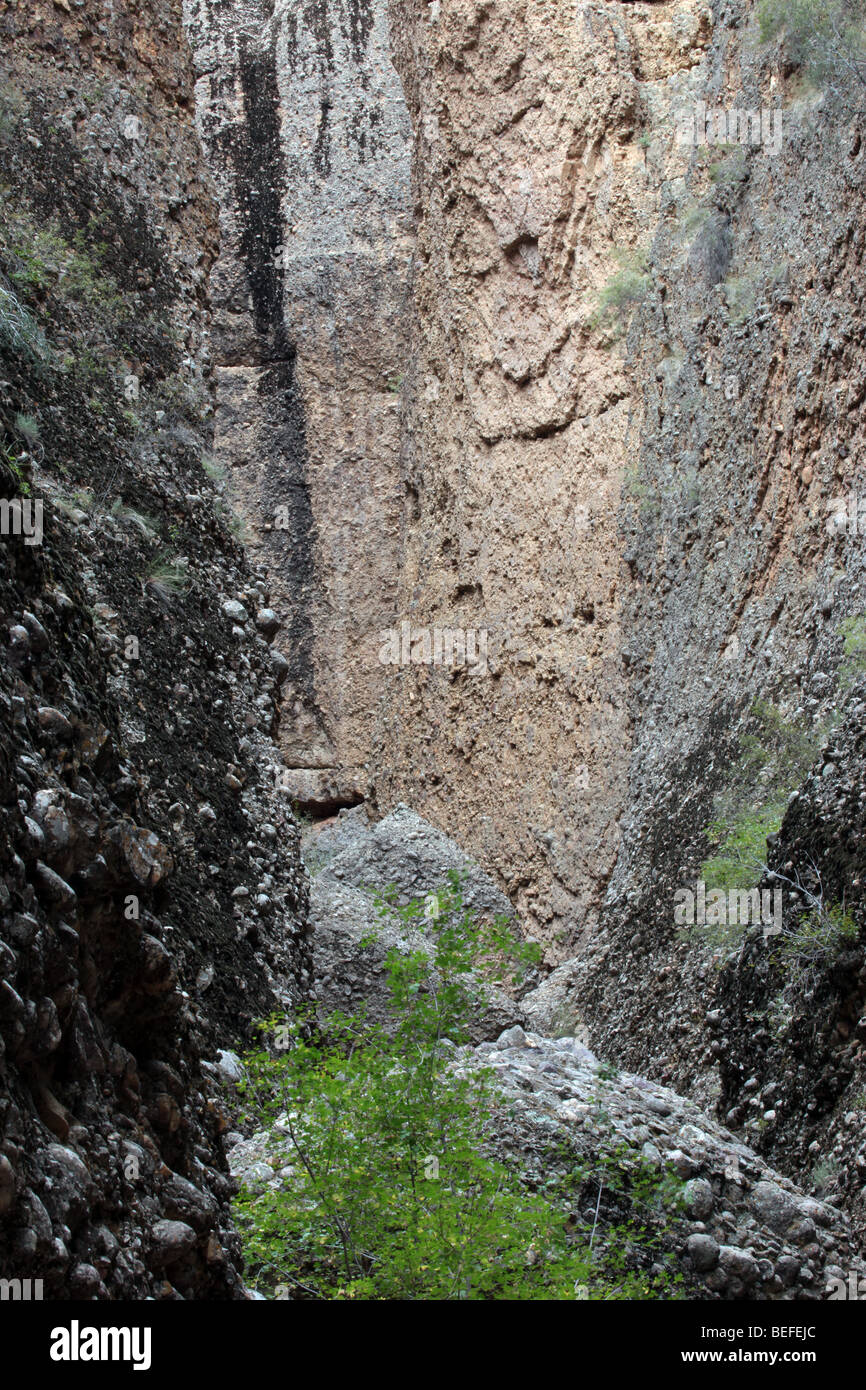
[0,0,310,1300]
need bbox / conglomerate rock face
[0,0,310,1299]
[5,0,866,1301]
[716,685,866,1244]
[380,0,714,952]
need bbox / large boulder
[308,804,515,920]
[306,805,531,1042]
[520,959,587,1038]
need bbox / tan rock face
[185,0,716,951]
[183,1,651,939]
[380,0,711,953]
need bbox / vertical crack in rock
[231,33,324,727]
[187,0,413,814]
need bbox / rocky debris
[306,803,534,1041]
[520,959,587,1039]
[303,802,373,867]
[254,609,280,639]
[310,876,523,1043]
[308,803,516,922]
[215,1051,245,1086]
[228,1021,866,1301]
[468,1028,866,1301]
[220,599,248,626]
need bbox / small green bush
[758,0,866,91]
[590,250,652,339]
[703,804,788,893]
[809,1157,839,1194]
[202,454,226,483]
[4,222,122,322]
[13,412,39,444]
[703,700,822,892]
[233,876,685,1301]
[1,438,30,495]
[838,614,866,690]
[709,149,749,186]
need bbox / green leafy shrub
[703,700,822,892]
[703,805,788,893]
[233,878,685,1300]
[758,0,866,92]
[590,250,652,340]
[837,614,866,691]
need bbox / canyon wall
[3,0,866,1296]
[387,0,866,1219]
[567,0,866,1177]
[186,0,721,953]
[180,0,866,1234]
[185,0,414,814]
[0,0,310,1298]
[382,0,720,950]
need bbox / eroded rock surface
[185,0,413,811]
[0,0,310,1300]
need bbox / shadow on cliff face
[716,681,866,1235]
[226,37,325,726]
[0,62,310,1296]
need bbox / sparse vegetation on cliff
[838,613,866,690]
[590,250,652,341]
[703,700,822,893]
[758,0,866,94]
